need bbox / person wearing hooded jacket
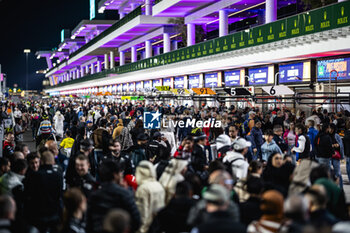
[261,129,282,162]
[222,138,250,180]
[159,158,188,204]
[135,161,165,233]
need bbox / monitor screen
[317,57,350,81]
[279,63,304,83]
[153,79,162,87]
[174,76,185,88]
[205,73,218,88]
[163,78,172,87]
[136,82,143,91]
[224,70,241,86]
[189,75,200,88]
[248,67,268,85]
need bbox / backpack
[224,157,245,182]
[242,119,251,136]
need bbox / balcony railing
[50,1,350,88]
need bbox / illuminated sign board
[205,73,218,88]
[224,70,240,86]
[117,84,122,93]
[136,81,143,91]
[163,78,172,87]
[90,0,96,20]
[174,76,185,88]
[153,79,162,87]
[317,57,350,81]
[189,75,200,88]
[279,63,304,83]
[61,30,65,43]
[249,67,268,85]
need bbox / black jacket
[24,164,63,224]
[273,135,288,153]
[86,182,141,233]
[343,130,350,157]
[314,132,334,158]
[68,173,97,198]
[149,197,195,233]
[147,140,171,164]
[66,151,96,187]
[101,152,135,175]
[191,144,207,172]
[239,196,262,226]
[194,210,246,233]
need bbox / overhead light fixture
[36,55,41,59]
[71,35,76,39]
[24,49,31,53]
[58,48,62,52]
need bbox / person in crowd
[103,209,131,233]
[0,157,11,177]
[0,159,27,196]
[112,119,124,140]
[60,130,75,158]
[228,125,239,143]
[242,111,255,136]
[147,132,171,164]
[343,120,350,183]
[0,195,17,232]
[304,185,338,230]
[191,184,246,233]
[250,120,264,161]
[328,123,344,188]
[239,176,264,226]
[128,133,149,167]
[159,158,188,204]
[130,119,145,146]
[283,121,296,162]
[24,150,63,233]
[190,131,208,174]
[92,119,110,165]
[14,118,25,145]
[59,188,87,233]
[103,139,134,175]
[222,138,250,180]
[53,111,65,138]
[247,190,286,232]
[86,159,141,233]
[36,114,54,146]
[135,161,165,233]
[307,120,318,160]
[261,129,282,162]
[283,194,310,233]
[15,143,30,158]
[3,132,15,160]
[45,140,69,172]
[150,181,195,233]
[291,123,311,162]
[26,153,40,173]
[273,125,288,154]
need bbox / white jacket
[222,151,249,180]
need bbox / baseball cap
[203,184,230,205]
[137,133,149,141]
[232,137,252,151]
[216,134,231,151]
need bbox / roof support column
[90,63,95,75]
[187,23,195,46]
[80,67,84,77]
[219,9,228,37]
[104,54,109,69]
[172,41,178,51]
[145,0,152,16]
[119,12,125,19]
[97,61,102,73]
[266,0,277,23]
[145,40,152,58]
[131,46,137,63]
[110,51,115,69]
[163,33,171,53]
[85,65,89,75]
[76,69,80,79]
[120,51,125,66]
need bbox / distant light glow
[24,49,31,53]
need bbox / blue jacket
[250,127,264,149]
[261,140,282,161]
[307,127,318,150]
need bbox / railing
[50,1,350,88]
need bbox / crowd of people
[0,100,349,233]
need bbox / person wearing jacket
[135,161,165,233]
[222,138,250,180]
[190,132,208,173]
[314,124,334,170]
[159,158,188,204]
[3,132,15,161]
[128,133,149,167]
[92,119,110,164]
[261,129,282,162]
[342,121,350,183]
[86,159,141,233]
[291,123,311,161]
[307,120,319,160]
[328,123,344,189]
[147,132,171,164]
[24,151,63,233]
[250,121,264,161]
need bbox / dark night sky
[0,0,89,90]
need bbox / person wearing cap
[222,138,250,180]
[191,131,208,174]
[216,134,232,159]
[190,184,246,233]
[147,131,171,164]
[86,120,94,139]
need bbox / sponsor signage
[174,76,185,88]
[188,75,200,88]
[224,70,241,86]
[317,57,350,81]
[279,62,304,83]
[205,73,218,88]
[249,67,269,85]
